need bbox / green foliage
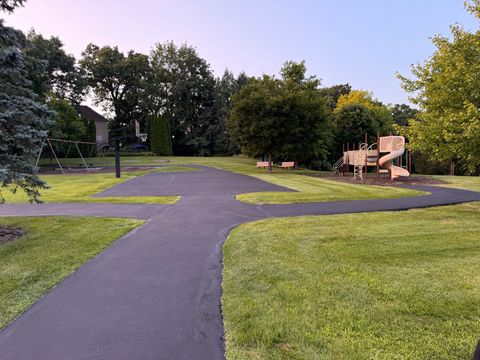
[0,20,54,203]
[46,96,86,140]
[390,103,418,127]
[228,61,331,166]
[334,103,378,144]
[149,115,172,156]
[318,83,351,110]
[25,31,86,103]
[397,0,480,173]
[212,70,249,155]
[0,0,25,13]
[80,44,151,133]
[150,42,217,155]
[335,90,394,135]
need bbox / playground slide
[378,148,410,179]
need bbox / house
[77,105,109,148]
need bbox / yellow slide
[378,136,410,179]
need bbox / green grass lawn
[41,156,425,204]
[433,175,480,192]
[223,202,480,359]
[1,168,183,204]
[236,174,426,204]
[0,216,143,330]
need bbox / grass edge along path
[236,174,426,204]
[0,216,144,330]
[433,175,480,192]
[1,169,183,205]
[222,202,480,359]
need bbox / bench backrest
[256,161,270,167]
[281,161,295,167]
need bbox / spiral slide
[378,136,410,179]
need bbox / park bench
[256,161,271,168]
[280,161,295,169]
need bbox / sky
[3,0,479,107]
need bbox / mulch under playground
[308,173,446,187]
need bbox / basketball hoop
[137,133,148,142]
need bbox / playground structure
[333,133,411,180]
[35,138,99,174]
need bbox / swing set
[35,138,99,174]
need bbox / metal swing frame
[35,138,97,174]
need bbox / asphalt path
[1,166,479,360]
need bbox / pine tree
[0,20,54,202]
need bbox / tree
[334,104,377,145]
[46,96,86,141]
[391,103,418,127]
[0,0,25,13]
[25,31,86,103]
[0,20,54,203]
[335,90,393,134]
[149,115,172,156]
[211,70,249,155]
[318,83,351,111]
[228,61,331,170]
[150,42,217,155]
[397,0,480,174]
[80,44,151,134]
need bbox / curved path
[0,167,479,360]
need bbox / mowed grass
[1,168,184,204]
[0,216,143,329]
[223,202,480,359]
[236,174,426,204]
[433,175,480,192]
[47,156,425,204]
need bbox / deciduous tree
[228,61,331,170]
[335,90,393,135]
[150,42,217,155]
[397,0,480,174]
[80,44,151,134]
[25,31,86,103]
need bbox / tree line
[2,0,480,202]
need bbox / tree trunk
[268,153,272,172]
[450,160,456,176]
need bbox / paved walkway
[0,167,479,360]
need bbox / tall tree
[390,103,418,127]
[25,31,86,103]
[150,42,216,155]
[318,83,351,111]
[46,96,86,141]
[334,104,377,145]
[212,70,249,154]
[0,19,54,202]
[0,0,25,13]
[80,44,151,134]
[398,0,480,174]
[228,61,331,169]
[335,90,394,134]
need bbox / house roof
[77,105,108,123]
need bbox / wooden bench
[256,161,271,168]
[280,161,295,169]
